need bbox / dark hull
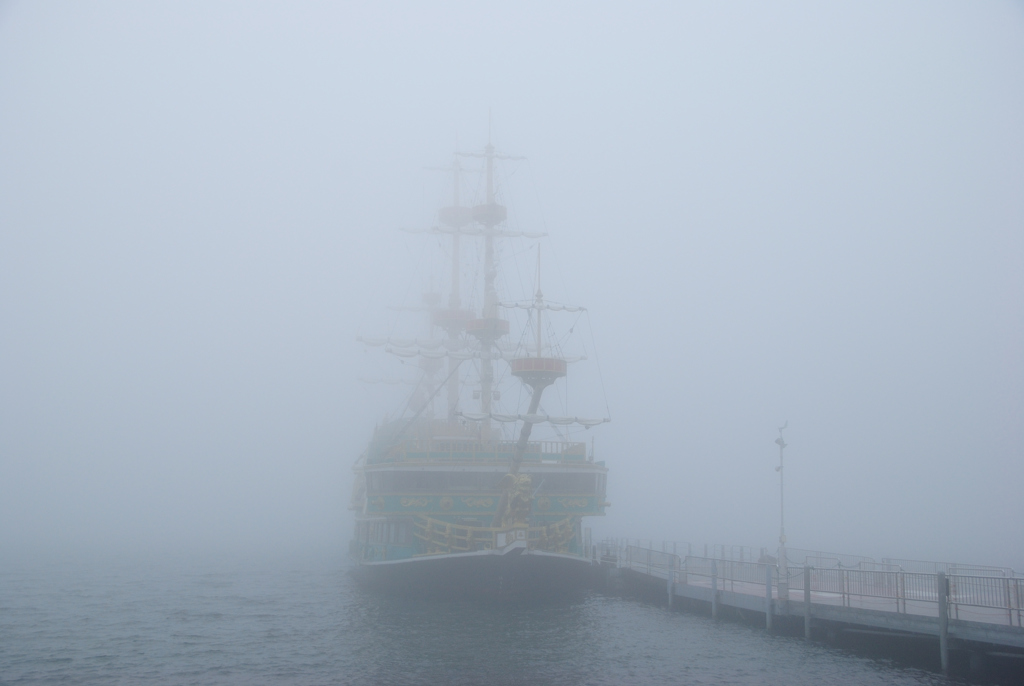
[351,550,596,600]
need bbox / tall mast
[446,158,462,421]
[535,247,542,358]
[459,134,521,441]
[433,155,475,423]
[480,141,496,439]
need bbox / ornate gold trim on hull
[412,514,577,555]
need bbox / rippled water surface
[0,559,954,685]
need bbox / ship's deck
[367,438,594,465]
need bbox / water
[1,558,953,685]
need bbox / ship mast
[535,247,543,358]
[459,133,521,441]
[481,141,497,439]
[431,156,477,423]
[446,158,462,421]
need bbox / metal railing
[682,555,775,591]
[882,557,1017,577]
[621,545,680,580]
[381,438,588,463]
[949,575,1024,625]
[786,547,875,569]
[604,540,1024,628]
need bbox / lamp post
[775,421,788,607]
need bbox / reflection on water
[0,559,951,685]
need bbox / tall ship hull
[351,546,596,599]
[350,425,608,598]
[349,137,610,598]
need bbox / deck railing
[413,514,577,555]
[376,438,589,464]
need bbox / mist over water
[1,560,951,685]
[0,1,1022,682]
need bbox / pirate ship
[349,138,609,597]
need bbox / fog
[1,2,1021,571]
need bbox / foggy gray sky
[1,2,1021,569]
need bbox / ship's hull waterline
[351,549,597,599]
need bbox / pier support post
[667,556,674,608]
[711,560,719,620]
[804,565,812,640]
[938,572,949,674]
[765,564,773,632]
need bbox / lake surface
[0,557,955,685]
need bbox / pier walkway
[597,540,1024,675]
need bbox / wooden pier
[596,540,1024,679]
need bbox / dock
[596,539,1024,678]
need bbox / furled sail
[385,347,481,360]
[384,347,586,363]
[358,336,521,353]
[498,301,585,312]
[402,226,547,239]
[459,412,609,428]
[358,336,464,351]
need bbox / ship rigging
[349,135,611,597]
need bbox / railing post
[711,560,719,620]
[1006,577,1013,626]
[938,571,950,675]
[765,564,773,632]
[1016,579,1022,628]
[804,565,812,639]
